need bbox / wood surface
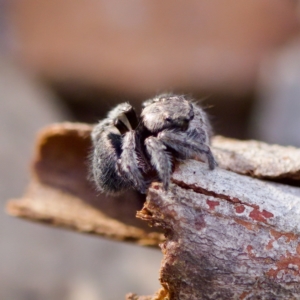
[6,122,300,299]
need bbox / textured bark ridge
[213,136,300,181]
[6,123,300,299]
[138,161,300,299]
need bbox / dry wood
[213,136,300,181]
[6,123,164,247]
[6,122,300,299]
[138,161,300,299]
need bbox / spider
[90,94,217,194]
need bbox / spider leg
[91,122,130,194]
[158,130,217,170]
[144,136,172,190]
[119,130,147,193]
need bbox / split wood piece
[6,122,300,247]
[137,161,300,299]
[213,135,300,181]
[6,122,164,247]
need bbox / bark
[6,123,163,247]
[213,136,300,181]
[6,122,300,299]
[138,161,300,299]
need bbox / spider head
[141,94,194,132]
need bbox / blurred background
[1,1,300,299]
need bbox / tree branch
[138,161,300,299]
[6,123,300,299]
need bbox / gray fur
[119,130,147,193]
[144,136,172,190]
[90,94,217,195]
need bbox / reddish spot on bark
[206,199,220,210]
[239,291,250,300]
[266,250,300,278]
[297,244,300,255]
[249,208,265,222]
[249,207,273,223]
[284,232,297,242]
[270,229,297,243]
[262,210,274,218]
[266,268,277,278]
[266,240,274,250]
[235,218,256,231]
[270,229,281,240]
[246,245,255,258]
[230,197,240,203]
[235,205,245,214]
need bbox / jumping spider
[90,94,217,194]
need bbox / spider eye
[165,117,172,122]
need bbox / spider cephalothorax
[90,94,217,194]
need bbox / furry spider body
[91,94,217,194]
